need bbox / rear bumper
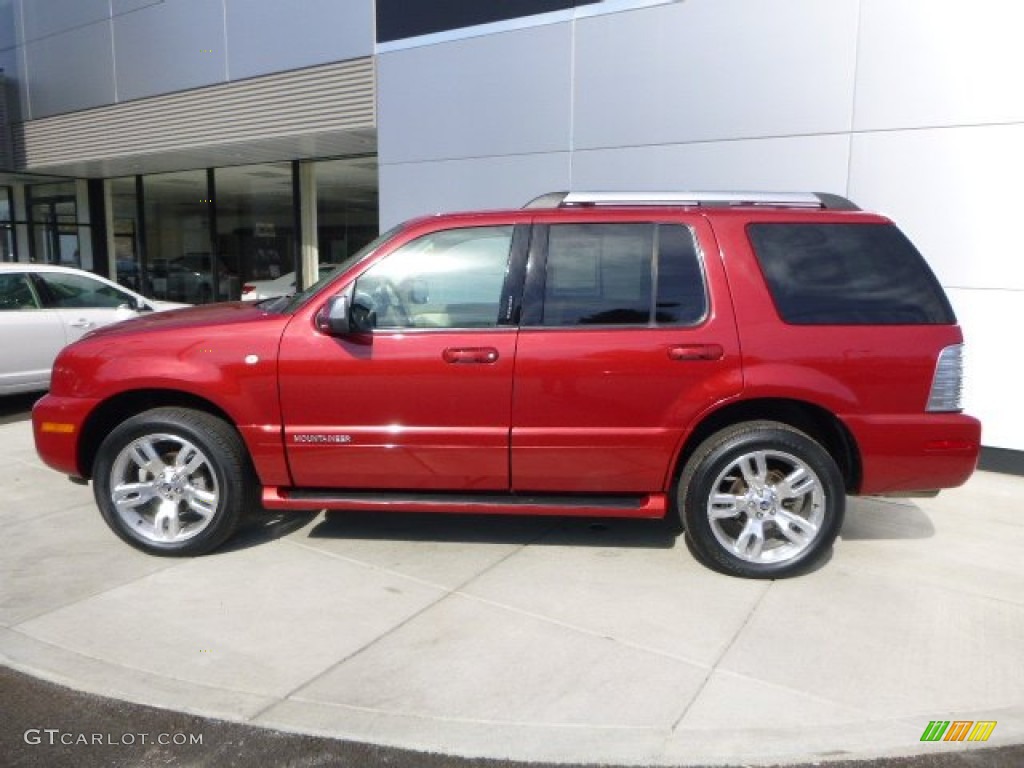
[32,394,99,478]
[845,412,981,495]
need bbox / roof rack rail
[523,191,860,211]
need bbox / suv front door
[511,216,743,494]
[278,223,524,491]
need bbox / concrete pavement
[1,410,1021,766]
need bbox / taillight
[926,344,964,412]
[241,284,254,295]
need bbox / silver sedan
[0,263,186,395]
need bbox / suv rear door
[511,213,742,494]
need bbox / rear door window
[747,222,955,324]
[534,223,707,327]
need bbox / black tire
[92,407,254,556]
[677,421,845,579]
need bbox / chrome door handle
[443,347,499,364]
[69,319,96,329]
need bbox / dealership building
[0,0,1020,455]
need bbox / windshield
[276,224,407,314]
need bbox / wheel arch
[675,398,862,494]
[77,389,237,480]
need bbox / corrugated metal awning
[13,57,376,177]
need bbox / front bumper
[32,394,100,478]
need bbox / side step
[262,488,668,519]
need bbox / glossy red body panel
[35,303,293,484]
[32,203,981,513]
[510,211,742,493]
[706,210,980,492]
[277,327,517,490]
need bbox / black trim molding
[377,0,602,43]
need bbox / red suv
[33,192,981,578]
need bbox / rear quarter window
[747,222,955,325]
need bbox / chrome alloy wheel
[108,433,220,544]
[707,449,825,565]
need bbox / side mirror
[317,293,377,336]
[317,294,351,336]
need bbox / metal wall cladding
[14,58,375,174]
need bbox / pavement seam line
[247,521,563,722]
[7,557,193,629]
[282,528,713,669]
[669,578,773,732]
[1,627,275,703]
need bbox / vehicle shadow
[840,496,935,541]
[233,495,935,557]
[307,510,680,549]
[0,392,44,425]
[217,508,322,552]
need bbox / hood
[85,301,284,339]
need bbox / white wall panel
[571,134,851,194]
[946,288,1022,451]
[378,23,572,165]
[849,124,1024,291]
[855,0,1024,131]
[25,22,115,118]
[113,0,227,102]
[23,0,107,41]
[380,153,571,229]
[226,0,373,80]
[573,0,859,150]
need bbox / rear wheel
[678,421,845,578]
[93,407,253,555]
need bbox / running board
[262,487,668,519]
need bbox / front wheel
[93,407,253,555]
[678,421,845,578]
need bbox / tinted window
[354,226,513,329]
[748,223,955,325]
[539,223,705,327]
[35,272,135,309]
[656,224,707,325]
[0,273,40,310]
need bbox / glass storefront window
[214,163,295,298]
[28,181,81,266]
[1,186,13,262]
[315,157,379,284]
[109,177,143,292]
[143,170,222,303]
